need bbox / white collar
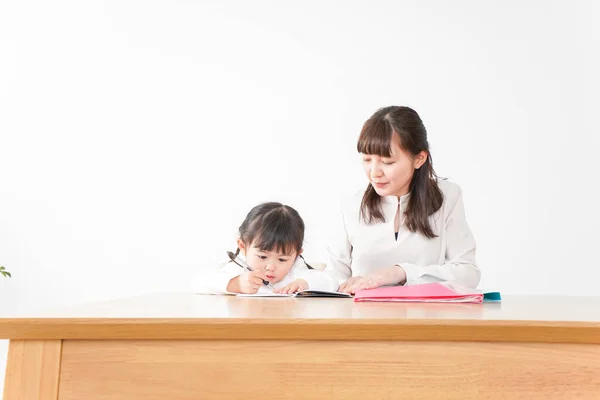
[381,192,411,204]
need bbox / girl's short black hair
[237,202,305,255]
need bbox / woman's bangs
[357,118,392,157]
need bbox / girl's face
[238,239,300,284]
[360,133,427,198]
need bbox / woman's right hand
[227,270,269,294]
[338,276,366,294]
[338,266,406,294]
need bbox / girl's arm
[190,261,243,294]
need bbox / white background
[1,0,599,394]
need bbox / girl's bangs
[251,222,301,256]
[253,233,297,256]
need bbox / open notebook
[354,282,501,303]
[237,290,352,298]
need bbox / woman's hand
[338,266,406,294]
[227,270,270,294]
[275,278,308,294]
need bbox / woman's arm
[294,268,335,291]
[322,199,354,291]
[399,187,480,288]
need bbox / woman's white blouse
[323,179,481,290]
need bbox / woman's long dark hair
[357,106,443,238]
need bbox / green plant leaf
[1,266,11,278]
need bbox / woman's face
[360,133,426,198]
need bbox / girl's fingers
[253,277,264,285]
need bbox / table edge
[1,318,599,343]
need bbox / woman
[325,106,480,294]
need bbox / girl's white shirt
[191,253,331,295]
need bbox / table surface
[1,293,600,342]
[4,292,600,320]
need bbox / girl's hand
[338,266,406,294]
[228,270,270,294]
[275,278,308,294]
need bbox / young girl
[192,202,330,295]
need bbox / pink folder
[354,282,484,303]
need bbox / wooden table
[2,293,600,399]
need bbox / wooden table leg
[3,339,62,400]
